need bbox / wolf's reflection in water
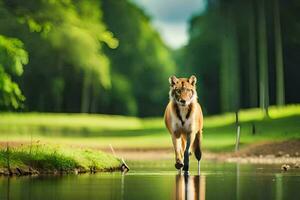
[175,174,206,200]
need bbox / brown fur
[164,75,203,169]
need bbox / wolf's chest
[171,108,193,132]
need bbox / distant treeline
[179,0,300,114]
[0,0,299,116]
[0,0,175,117]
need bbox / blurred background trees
[0,0,117,113]
[101,0,176,116]
[0,0,299,116]
[183,0,300,114]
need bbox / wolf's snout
[180,99,186,104]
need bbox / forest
[181,0,300,114]
[0,0,299,117]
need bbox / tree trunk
[54,56,64,112]
[220,4,240,112]
[81,71,91,113]
[220,25,230,112]
[248,0,258,108]
[274,0,285,106]
[257,0,269,115]
[90,79,100,113]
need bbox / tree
[273,0,285,106]
[1,0,117,112]
[219,2,240,112]
[101,0,176,116]
[257,0,270,115]
[0,35,28,109]
[248,0,258,108]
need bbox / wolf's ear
[189,75,197,86]
[169,75,178,86]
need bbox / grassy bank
[0,105,299,152]
[0,144,121,176]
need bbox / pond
[1,160,299,200]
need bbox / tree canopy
[0,0,176,116]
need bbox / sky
[132,0,206,49]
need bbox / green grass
[0,105,299,153]
[0,113,143,137]
[203,105,300,151]
[0,144,121,174]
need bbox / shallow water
[1,160,300,200]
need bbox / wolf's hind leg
[193,131,202,161]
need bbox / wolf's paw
[175,160,184,169]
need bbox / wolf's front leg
[171,133,183,169]
[183,134,191,172]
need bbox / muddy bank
[0,166,122,176]
[211,140,300,164]
[105,140,300,165]
[112,149,300,165]
[206,151,300,165]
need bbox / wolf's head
[169,75,197,106]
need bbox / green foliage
[0,0,176,115]
[0,0,118,112]
[44,0,116,88]
[108,73,138,116]
[102,0,176,116]
[0,35,28,109]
